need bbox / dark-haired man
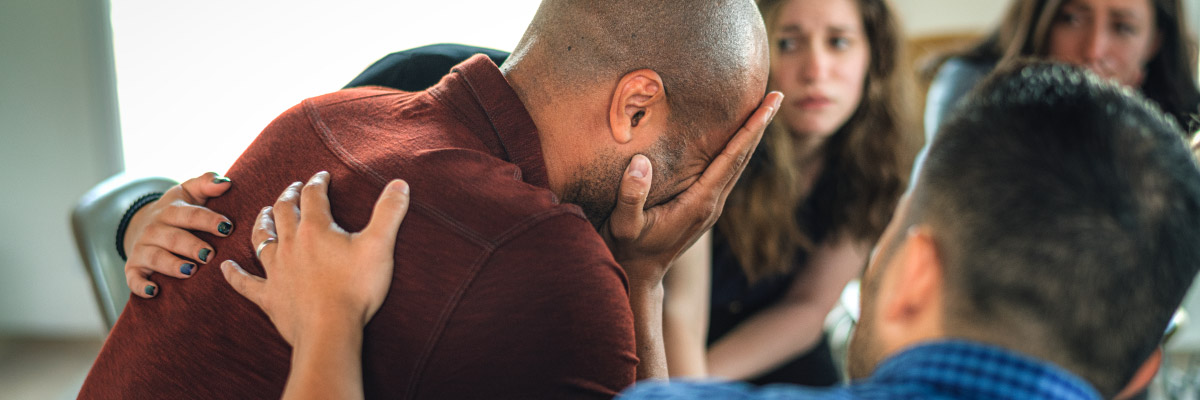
[81,0,778,398]
[625,62,1200,399]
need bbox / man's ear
[881,226,943,328]
[608,69,666,145]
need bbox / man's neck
[502,61,603,200]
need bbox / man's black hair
[916,61,1200,396]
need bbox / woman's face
[1047,0,1160,88]
[768,0,871,139]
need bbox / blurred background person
[924,0,1200,141]
[662,0,919,385]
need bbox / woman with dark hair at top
[925,0,1200,140]
[661,0,918,385]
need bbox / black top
[707,149,841,386]
[344,43,509,91]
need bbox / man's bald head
[507,0,768,134]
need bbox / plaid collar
[868,340,1102,400]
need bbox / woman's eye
[778,38,798,52]
[830,37,850,50]
[1113,22,1138,36]
[1056,11,1083,26]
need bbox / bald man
[82,1,773,399]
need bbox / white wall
[894,0,1010,35]
[0,0,120,336]
[113,0,542,182]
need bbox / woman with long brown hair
[926,0,1199,140]
[663,0,918,385]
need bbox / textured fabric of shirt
[620,340,1102,400]
[80,55,637,399]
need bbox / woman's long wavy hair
[942,0,1199,131]
[718,0,918,283]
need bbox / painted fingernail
[180,263,195,276]
[217,221,232,235]
[198,248,211,262]
[213,175,231,184]
[144,285,156,296]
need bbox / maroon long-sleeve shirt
[80,55,638,399]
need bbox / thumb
[361,179,411,244]
[607,154,652,241]
[220,260,265,307]
[179,172,233,204]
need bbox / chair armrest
[71,173,177,331]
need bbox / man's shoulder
[409,154,592,247]
[308,86,413,104]
[268,87,578,248]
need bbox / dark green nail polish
[213,176,231,184]
[198,248,211,262]
[180,263,195,276]
[217,221,232,235]
[144,285,156,296]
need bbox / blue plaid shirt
[621,340,1101,400]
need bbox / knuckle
[150,250,178,272]
[125,274,139,293]
[612,225,638,242]
[126,245,152,268]
[177,205,205,225]
[620,192,642,206]
[693,202,718,221]
[733,152,749,169]
[276,184,299,204]
[163,231,187,253]
[142,223,167,240]
[163,185,185,199]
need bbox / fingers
[361,179,411,246]
[178,172,234,205]
[607,155,653,241]
[299,171,334,230]
[127,241,204,279]
[156,201,234,237]
[129,221,216,264]
[220,260,265,307]
[693,92,783,205]
[125,266,158,299]
[272,181,304,242]
[251,206,279,266]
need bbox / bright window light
[112,1,541,181]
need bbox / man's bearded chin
[562,137,683,231]
[561,155,623,231]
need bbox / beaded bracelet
[115,192,164,261]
